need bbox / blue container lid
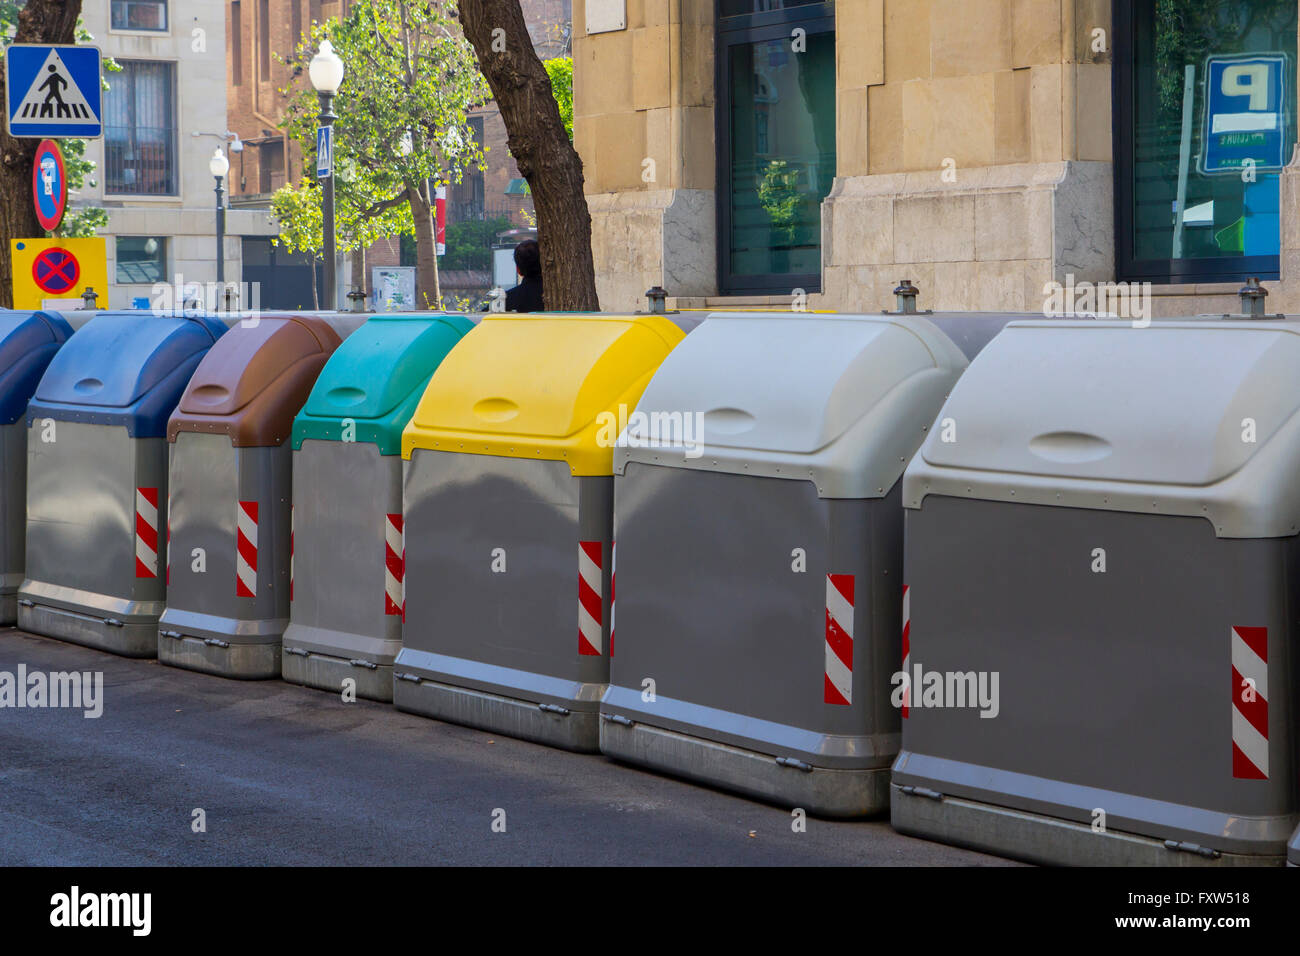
[28,311,226,437]
[0,309,74,426]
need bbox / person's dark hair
[514,239,541,279]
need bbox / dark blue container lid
[27,311,226,437]
[0,309,74,426]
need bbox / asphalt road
[0,629,1016,866]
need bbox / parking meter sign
[1202,54,1290,175]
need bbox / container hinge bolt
[601,713,635,727]
[538,702,570,716]
[159,629,182,640]
[103,618,124,628]
[395,672,422,683]
[17,599,33,608]
[348,658,378,670]
[203,637,230,648]
[285,646,310,657]
[1163,840,1220,860]
[900,785,944,801]
[776,756,814,773]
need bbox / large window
[1116,0,1298,283]
[111,0,168,32]
[116,236,167,284]
[716,1,835,295]
[104,60,177,196]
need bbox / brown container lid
[167,315,343,447]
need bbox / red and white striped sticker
[824,573,854,706]
[1232,625,1269,779]
[578,540,603,657]
[609,539,616,658]
[901,584,911,718]
[135,487,159,579]
[235,500,258,598]
[289,505,294,602]
[385,513,404,618]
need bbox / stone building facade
[575,0,1300,317]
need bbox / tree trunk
[0,0,84,307]
[407,180,441,309]
[458,0,599,311]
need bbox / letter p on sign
[1223,63,1271,110]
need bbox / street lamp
[310,39,344,310]
[209,147,229,285]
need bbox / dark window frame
[715,1,835,296]
[115,235,168,285]
[1113,0,1286,284]
[104,59,179,197]
[110,0,169,33]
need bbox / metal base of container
[156,608,284,679]
[17,582,162,658]
[891,784,1284,867]
[601,715,890,818]
[393,664,601,753]
[282,643,393,702]
[0,584,17,627]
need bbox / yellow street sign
[10,236,107,309]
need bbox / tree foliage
[275,0,489,307]
[543,57,572,140]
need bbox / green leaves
[274,0,490,255]
[543,56,573,140]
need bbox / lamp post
[209,148,229,285]
[310,39,344,311]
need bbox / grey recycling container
[158,315,341,679]
[18,312,227,655]
[394,313,685,752]
[600,310,1011,817]
[894,316,1300,865]
[0,309,74,624]
[281,313,475,701]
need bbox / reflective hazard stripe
[135,487,158,579]
[901,584,910,719]
[385,513,404,618]
[578,540,602,656]
[824,573,854,706]
[235,500,258,598]
[1232,625,1269,779]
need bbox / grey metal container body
[392,450,612,753]
[18,421,168,656]
[281,439,403,701]
[895,317,1300,866]
[1290,824,1299,866]
[0,421,29,624]
[595,310,980,816]
[601,464,902,817]
[157,432,291,679]
[894,496,1298,865]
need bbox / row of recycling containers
[0,303,1297,868]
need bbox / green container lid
[292,313,475,455]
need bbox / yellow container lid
[402,313,685,474]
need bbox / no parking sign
[9,237,107,309]
[32,138,67,232]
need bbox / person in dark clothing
[504,239,545,312]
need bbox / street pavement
[0,629,1017,866]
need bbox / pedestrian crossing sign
[5,44,102,139]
